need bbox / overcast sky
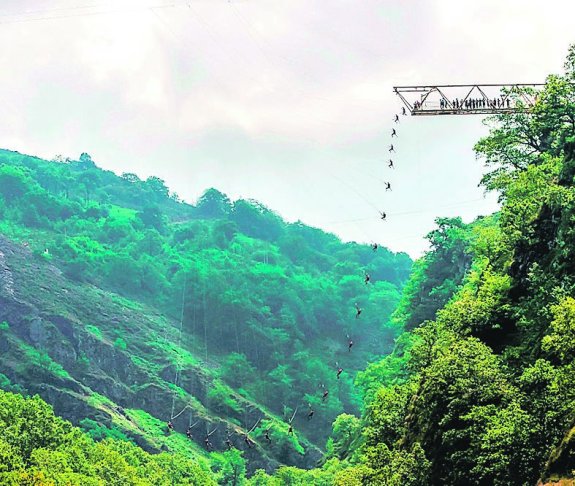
[1,0,574,257]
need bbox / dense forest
[0,131,410,480]
[4,42,575,486]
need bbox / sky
[1,0,574,257]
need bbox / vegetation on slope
[286,45,575,485]
[0,389,215,485]
[0,142,410,473]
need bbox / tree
[78,153,96,169]
[0,166,33,203]
[196,188,232,218]
[329,414,361,460]
[210,449,246,486]
[137,205,165,232]
[145,176,169,199]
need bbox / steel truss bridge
[393,83,544,116]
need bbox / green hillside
[0,148,411,476]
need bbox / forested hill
[0,147,411,478]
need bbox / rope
[170,274,187,420]
[171,403,194,421]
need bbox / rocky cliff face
[0,235,322,473]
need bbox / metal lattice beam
[393,84,544,116]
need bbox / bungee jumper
[240,418,260,449]
[204,435,213,450]
[264,427,272,444]
[391,128,397,137]
[371,242,378,252]
[385,182,392,191]
[337,366,344,380]
[166,420,174,433]
[388,159,394,168]
[186,420,200,439]
[355,302,362,318]
[320,384,329,401]
[243,433,255,448]
[364,272,371,284]
[347,334,354,352]
[389,144,395,153]
[394,114,400,123]
[225,433,234,450]
[204,426,218,451]
[380,211,387,220]
[224,428,234,449]
[307,404,315,421]
[402,107,407,116]
[287,406,298,435]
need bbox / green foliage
[0,146,412,450]
[80,418,132,442]
[327,414,361,460]
[207,380,242,415]
[392,217,472,331]
[21,344,71,380]
[0,374,24,394]
[0,389,216,485]
[363,442,430,486]
[220,353,257,389]
[0,321,9,331]
[210,449,247,485]
[9,47,575,484]
[85,324,103,340]
[113,337,128,350]
[542,296,575,363]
